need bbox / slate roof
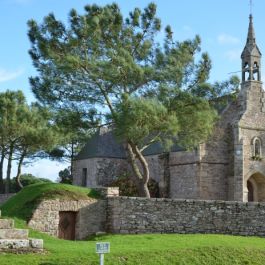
[75,127,184,160]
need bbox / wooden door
[58,211,77,240]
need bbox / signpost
[96,242,110,265]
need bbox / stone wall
[28,199,106,240]
[107,196,265,236]
[94,187,119,198]
[0,193,16,205]
[169,151,199,199]
[73,157,129,187]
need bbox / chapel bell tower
[241,15,262,83]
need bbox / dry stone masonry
[0,210,43,252]
[28,198,106,240]
[107,197,265,236]
[25,195,265,238]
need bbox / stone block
[0,239,29,249]
[0,229,28,239]
[29,238,43,249]
[0,219,14,229]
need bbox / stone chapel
[73,14,265,202]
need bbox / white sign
[96,242,110,254]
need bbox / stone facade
[73,157,129,187]
[28,199,106,240]
[107,196,265,236]
[73,15,265,203]
[26,196,265,238]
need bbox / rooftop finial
[249,0,253,15]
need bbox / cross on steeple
[249,0,253,15]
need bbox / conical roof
[241,15,261,58]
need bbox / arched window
[243,62,250,81]
[253,137,262,157]
[253,62,259,81]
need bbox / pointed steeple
[247,15,256,46]
[241,15,261,82]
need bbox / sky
[0,0,264,181]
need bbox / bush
[57,167,72,184]
[3,174,52,193]
[110,174,159,197]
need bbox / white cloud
[0,68,24,83]
[217,34,240,45]
[224,49,241,61]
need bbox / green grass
[1,183,100,223]
[0,232,265,265]
[1,184,265,264]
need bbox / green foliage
[0,90,60,191]
[1,182,99,221]
[48,109,97,177]
[171,92,218,149]
[28,2,213,119]
[28,2,239,196]
[6,174,52,193]
[57,167,72,184]
[110,174,159,197]
[251,155,262,161]
[208,76,240,112]
[114,97,179,150]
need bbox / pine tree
[28,3,238,197]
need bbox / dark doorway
[247,181,254,202]
[58,211,77,240]
[82,168,87,187]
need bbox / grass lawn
[0,232,265,265]
[1,183,265,264]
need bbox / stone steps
[0,229,28,239]
[0,210,43,252]
[0,219,14,229]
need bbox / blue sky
[0,0,264,181]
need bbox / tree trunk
[126,142,150,198]
[5,144,14,194]
[136,180,150,197]
[0,148,5,194]
[16,152,26,190]
[70,141,74,179]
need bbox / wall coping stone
[107,196,265,206]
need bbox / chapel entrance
[247,173,265,202]
[58,211,77,240]
[247,180,254,202]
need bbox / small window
[253,137,262,157]
[81,168,87,187]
